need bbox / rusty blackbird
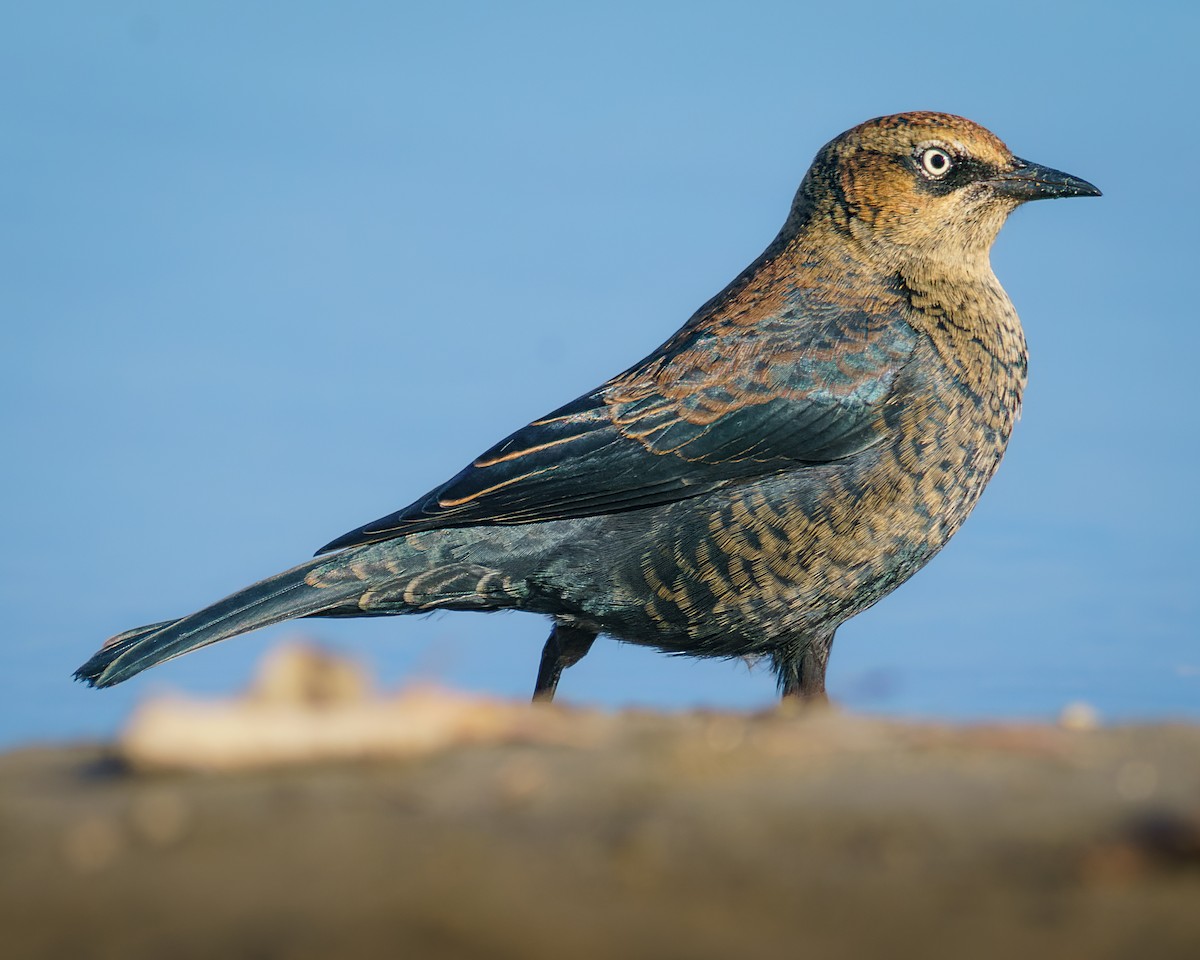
[76,112,1100,702]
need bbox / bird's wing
[318,297,919,553]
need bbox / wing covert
[318,294,920,553]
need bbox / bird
[75,112,1100,703]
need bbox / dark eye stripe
[913,153,997,196]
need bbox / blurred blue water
[2,2,1196,748]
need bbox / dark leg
[772,627,835,702]
[532,623,597,703]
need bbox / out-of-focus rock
[1059,700,1101,731]
[248,643,372,706]
[119,642,614,771]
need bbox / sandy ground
[3,683,1199,960]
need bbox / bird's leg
[532,623,597,703]
[772,627,835,702]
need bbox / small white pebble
[1059,701,1100,731]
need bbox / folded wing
[319,297,918,552]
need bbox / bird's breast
[881,268,1028,540]
[647,276,1027,643]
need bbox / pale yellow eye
[921,147,953,178]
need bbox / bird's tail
[74,554,370,688]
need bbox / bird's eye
[920,147,953,179]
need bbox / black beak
[989,157,1102,202]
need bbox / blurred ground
[2,650,1198,959]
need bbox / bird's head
[794,112,1100,267]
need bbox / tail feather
[75,556,366,688]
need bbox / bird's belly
[548,420,1010,657]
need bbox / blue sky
[2,1,1196,747]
